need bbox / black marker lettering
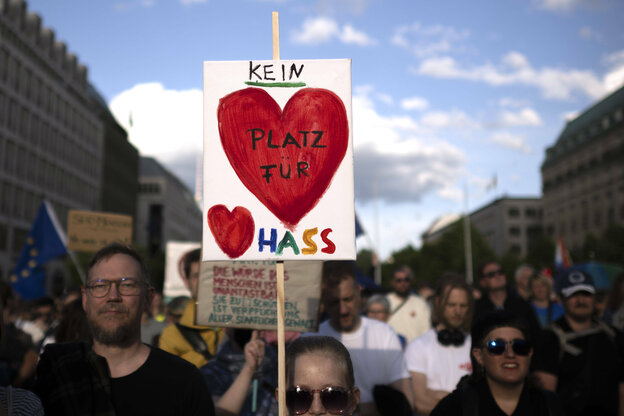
[260,165,277,183]
[249,61,262,80]
[247,128,265,150]
[263,64,275,81]
[282,132,301,148]
[297,161,309,178]
[311,131,326,148]
[267,130,279,148]
[299,131,309,147]
[289,64,304,80]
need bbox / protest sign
[163,241,200,298]
[67,210,132,252]
[196,260,322,332]
[202,59,355,261]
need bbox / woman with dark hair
[431,310,563,416]
[282,336,360,415]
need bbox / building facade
[470,197,543,258]
[542,85,624,250]
[0,0,138,286]
[423,197,543,258]
[136,157,202,253]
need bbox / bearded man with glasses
[35,243,215,416]
[473,261,540,343]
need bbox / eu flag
[355,213,365,238]
[10,201,67,300]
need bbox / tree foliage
[377,218,496,289]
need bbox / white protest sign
[163,241,199,298]
[196,260,322,332]
[202,59,355,261]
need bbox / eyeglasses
[484,269,504,278]
[393,278,410,283]
[85,278,144,298]
[485,338,531,356]
[286,386,351,415]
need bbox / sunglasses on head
[286,386,351,415]
[484,269,504,278]
[485,338,531,356]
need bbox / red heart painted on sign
[218,87,349,229]
[207,205,254,258]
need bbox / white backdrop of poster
[163,241,200,298]
[196,260,323,332]
[202,59,355,261]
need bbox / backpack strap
[175,323,217,360]
[391,298,409,315]
[547,322,606,359]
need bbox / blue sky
[27,0,624,260]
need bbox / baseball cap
[557,269,595,298]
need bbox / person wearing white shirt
[316,261,413,416]
[405,273,473,415]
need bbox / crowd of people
[0,243,623,415]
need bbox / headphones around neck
[437,328,466,346]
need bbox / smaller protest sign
[67,210,132,252]
[196,260,322,332]
[163,241,200,298]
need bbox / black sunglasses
[286,386,351,415]
[485,338,531,356]
[484,269,504,278]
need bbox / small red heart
[218,87,349,229]
[207,205,254,258]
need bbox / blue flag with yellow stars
[10,201,67,300]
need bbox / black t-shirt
[532,317,624,416]
[110,347,215,416]
[431,378,562,416]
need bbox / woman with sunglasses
[431,310,563,416]
[282,336,360,415]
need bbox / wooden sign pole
[272,11,286,416]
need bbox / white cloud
[179,0,205,4]
[538,0,580,11]
[391,22,469,58]
[401,96,429,111]
[339,24,377,46]
[500,108,542,126]
[579,26,600,41]
[352,88,465,203]
[499,97,529,108]
[563,111,580,121]
[603,49,624,93]
[537,0,602,12]
[109,82,203,188]
[490,132,531,153]
[420,109,478,130]
[376,93,394,106]
[502,51,530,70]
[417,52,606,100]
[291,17,376,46]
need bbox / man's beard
[88,305,141,347]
